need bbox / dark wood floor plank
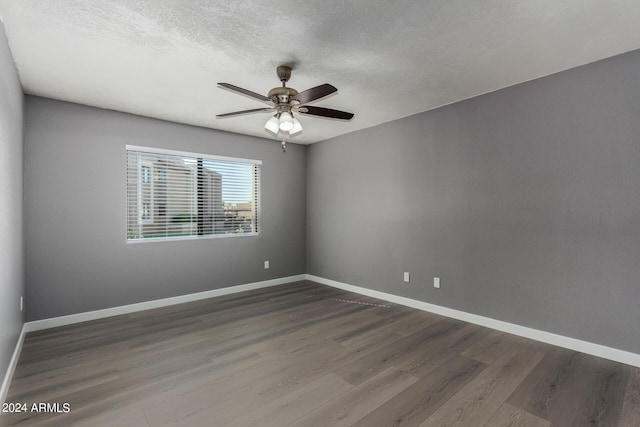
[7,367,120,404]
[484,403,551,427]
[351,355,485,427]
[420,345,544,426]
[569,357,629,426]
[332,318,467,386]
[507,346,629,426]
[396,323,493,377]
[141,337,349,426]
[287,367,418,427]
[381,309,444,337]
[139,350,276,426]
[222,373,352,427]
[203,303,373,360]
[245,340,351,401]
[460,329,523,364]
[331,307,413,344]
[619,367,640,427]
[251,308,384,358]
[57,403,150,427]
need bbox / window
[126,146,261,241]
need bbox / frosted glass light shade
[279,112,294,131]
[289,118,303,136]
[264,115,280,136]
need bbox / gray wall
[0,20,24,388]
[24,97,306,320]
[307,50,640,354]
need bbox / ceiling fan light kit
[216,65,354,148]
[264,113,303,137]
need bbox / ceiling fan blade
[298,106,354,120]
[291,83,337,105]
[218,83,273,104]
[216,107,275,118]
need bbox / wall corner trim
[305,274,640,368]
[1,324,27,405]
[24,274,306,333]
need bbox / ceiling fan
[216,65,354,150]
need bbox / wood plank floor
[2,281,639,426]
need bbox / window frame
[126,145,262,243]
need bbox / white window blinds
[126,146,261,241]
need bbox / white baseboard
[1,324,26,405]
[306,274,640,368]
[24,274,306,333]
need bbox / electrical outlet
[434,277,441,289]
[264,260,270,269]
[20,296,23,311]
[403,272,410,283]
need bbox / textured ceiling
[1,1,640,144]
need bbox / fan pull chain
[281,140,286,153]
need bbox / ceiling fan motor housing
[268,86,299,104]
[277,65,292,83]
[271,66,297,104]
